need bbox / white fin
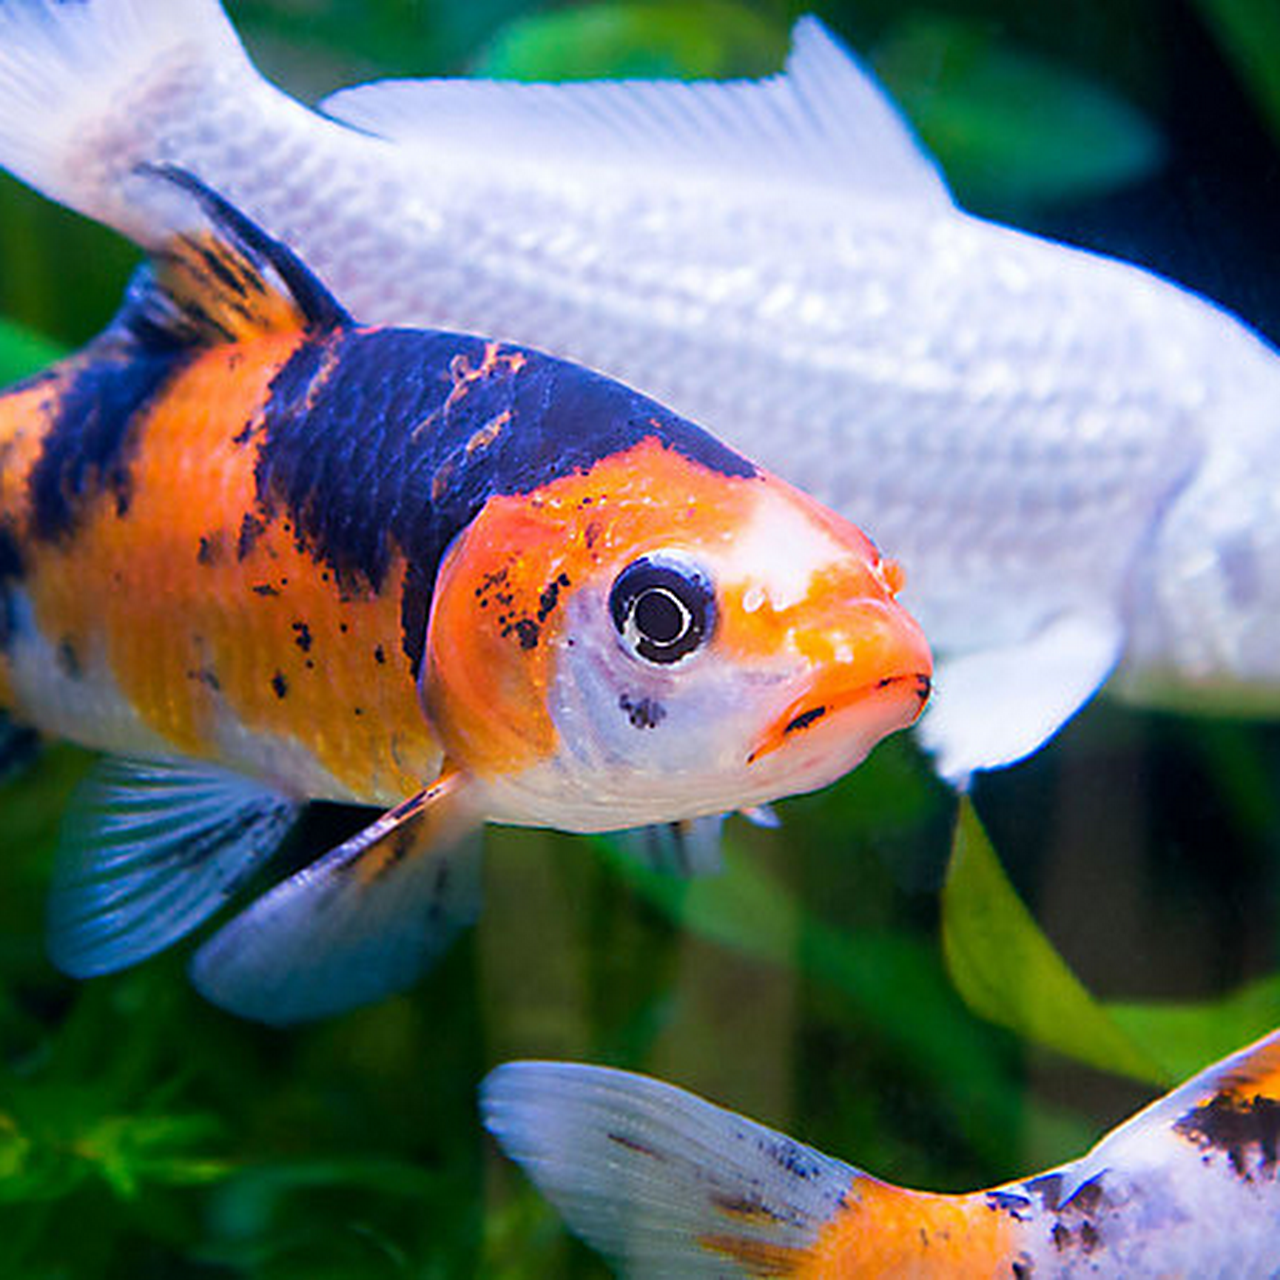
[47,755,301,978]
[323,17,950,205]
[190,772,482,1023]
[612,814,726,877]
[1057,1026,1280,1201]
[920,612,1124,786]
[483,1061,858,1277]
[0,0,249,237]
[739,803,781,830]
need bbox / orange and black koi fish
[0,170,930,1022]
[486,1028,1280,1277]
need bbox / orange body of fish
[0,172,931,1022]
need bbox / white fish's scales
[0,0,1277,779]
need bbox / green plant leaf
[473,1,785,80]
[596,828,1026,1166]
[1110,973,1280,1084]
[873,14,1164,212]
[0,315,63,386]
[942,799,1168,1084]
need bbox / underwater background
[2,0,1280,1274]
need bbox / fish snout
[747,600,932,766]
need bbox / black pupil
[634,588,686,645]
[610,557,714,665]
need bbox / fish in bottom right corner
[483,1027,1280,1277]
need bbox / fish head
[421,437,931,830]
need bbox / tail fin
[482,1062,859,1277]
[0,0,260,243]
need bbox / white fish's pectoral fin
[482,1061,861,1276]
[323,18,949,206]
[919,612,1125,786]
[611,814,726,877]
[47,755,303,979]
[190,768,483,1024]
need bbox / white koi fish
[0,0,1276,781]
[485,1027,1280,1276]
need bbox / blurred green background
[3,0,1280,1275]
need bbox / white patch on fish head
[474,479,932,831]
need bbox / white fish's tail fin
[482,1061,863,1277]
[0,0,267,244]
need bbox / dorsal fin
[115,165,352,351]
[322,17,950,206]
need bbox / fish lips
[746,605,932,776]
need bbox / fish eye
[609,555,715,665]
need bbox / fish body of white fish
[1,0,1278,780]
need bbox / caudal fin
[482,1062,860,1277]
[0,0,259,244]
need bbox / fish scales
[3,1,1274,777]
[0,320,759,803]
[0,175,931,1019]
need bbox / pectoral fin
[47,755,302,978]
[918,612,1124,786]
[190,769,483,1023]
[613,814,727,877]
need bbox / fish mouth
[747,670,931,765]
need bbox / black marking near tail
[252,328,756,674]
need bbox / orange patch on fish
[425,435,763,778]
[796,1180,1013,1278]
[15,338,439,801]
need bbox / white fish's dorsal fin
[1055,1027,1280,1199]
[322,17,951,206]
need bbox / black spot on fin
[121,164,352,350]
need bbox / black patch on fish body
[1176,1093,1280,1177]
[27,345,187,541]
[254,327,757,674]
